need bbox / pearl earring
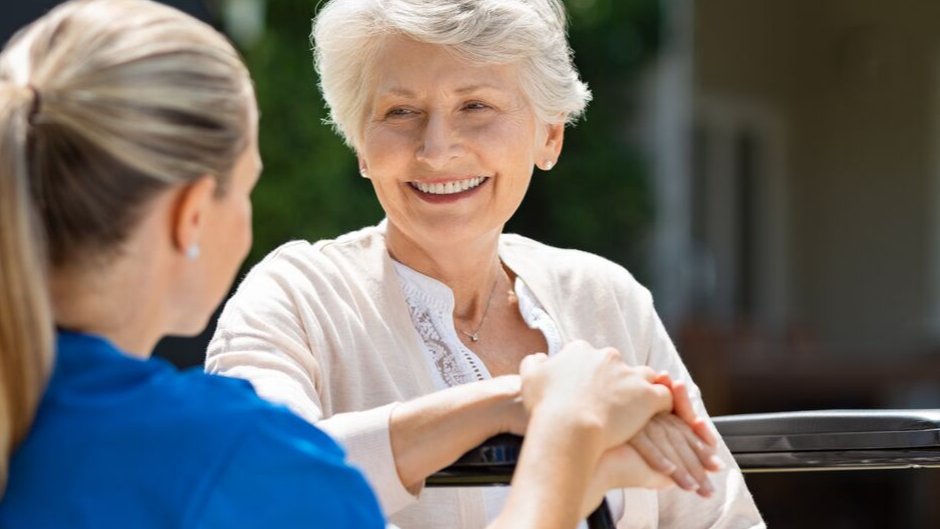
[359,168,370,179]
[543,160,555,170]
[186,244,201,261]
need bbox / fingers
[634,365,661,383]
[670,380,717,446]
[629,431,678,475]
[519,352,548,377]
[671,414,725,473]
[652,370,674,387]
[638,414,725,497]
[652,376,718,448]
[661,415,716,497]
[522,343,679,449]
[648,382,674,415]
[643,417,702,494]
[588,443,672,511]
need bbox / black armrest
[713,409,940,472]
[427,434,616,529]
[426,433,522,487]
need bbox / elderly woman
[207,0,764,527]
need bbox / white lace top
[392,260,624,527]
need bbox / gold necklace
[457,271,502,343]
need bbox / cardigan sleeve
[205,248,419,516]
[626,282,765,528]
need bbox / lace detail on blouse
[408,302,483,386]
[391,260,561,391]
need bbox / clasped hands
[502,340,723,513]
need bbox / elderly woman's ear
[358,158,370,179]
[537,121,565,171]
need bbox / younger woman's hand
[488,374,528,436]
[581,443,673,516]
[519,343,673,450]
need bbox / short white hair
[312,0,592,149]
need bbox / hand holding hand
[580,443,674,516]
[628,412,723,497]
[625,374,723,497]
[519,341,673,450]
[653,373,718,446]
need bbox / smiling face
[357,37,563,255]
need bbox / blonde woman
[0,1,699,528]
[207,0,764,528]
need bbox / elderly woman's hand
[519,342,674,450]
[628,376,724,497]
[628,412,723,497]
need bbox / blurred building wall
[678,4,940,524]
[690,0,940,356]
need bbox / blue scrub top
[0,331,386,529]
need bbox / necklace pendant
[469,333,480,342]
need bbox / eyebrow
[378,83,507,98]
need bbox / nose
[415,112,462,169]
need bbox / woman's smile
[408,176,491,203]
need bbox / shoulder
[153,368,328,445]
[259,224,385,270]
[235,225,387,294]
[219,225,388,320]
[500,233,652,303]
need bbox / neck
[50,199,181,358]
[52,261,164,359]
[386,222,506,320]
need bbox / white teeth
[413,177,486,195]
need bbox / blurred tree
[240,0,384,266]
[241,0,661,277]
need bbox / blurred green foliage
[241,0,660,278]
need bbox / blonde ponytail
[0,84,53,495]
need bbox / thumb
[519,352,549,377]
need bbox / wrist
[527,404,606,457]
[484,375,524,436]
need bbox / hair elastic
[26,84,42,124]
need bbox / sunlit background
[4,0,940,526]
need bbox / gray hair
[312,0,592,149]
[0,0,252,494]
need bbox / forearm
[488,410,605,529]
[390,376,522,490]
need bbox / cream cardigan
[206,224,764,529]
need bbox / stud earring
[359,168,370,179]
[543,160,555,170]
[186,244,201,261]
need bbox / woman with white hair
[207,0,764,527]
